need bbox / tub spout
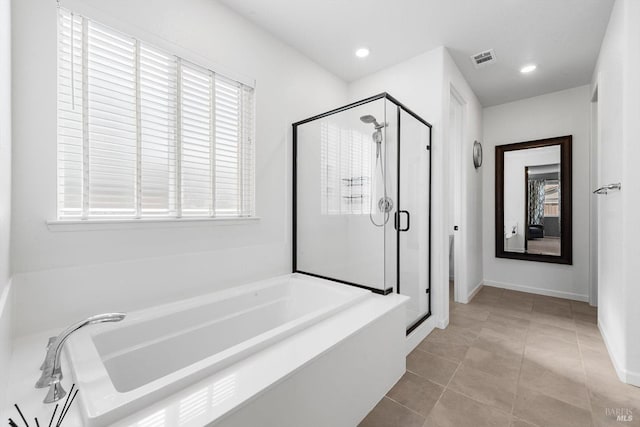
[36,313,126,403]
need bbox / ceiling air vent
[470,49,497,69]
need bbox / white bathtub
[65,274,370,426]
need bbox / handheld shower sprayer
[360,115,384,151]
[359,114,392,227]
[359,114,385,130]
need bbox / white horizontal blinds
[320,122,341,215]
[346,130,371,215]
[56,9,255,220]
[139,45,178,216]
[318,123,372,215]
[240,84,255,216]
[57,10,84,217]
[214,75,254,217]
[86,20,137,217]
[180,62,212,216]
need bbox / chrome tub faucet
[36,313,126,403]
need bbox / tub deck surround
[66,274,370,425]
[2,273,408,426]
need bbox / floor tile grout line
[421,360,462,426]
[526,329,579,346]
[442,383,514,420]
[511,414,543,427]
[575,318,597,427]
[418,333,469,426]
[515,364,597,413]
[412,345,468,365]
[381,395,427,421]
[449,309,488,322]
[406,368,452,389]
[514,381,596,418]
[511,313,531,417]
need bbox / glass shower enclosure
[293,93,432,332]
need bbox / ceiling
[217,0,614,106]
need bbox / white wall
[0,0,11,409]
[622,0,640,388]
[592,0,640,386]
[10,0,348,336]
[0,0,10,298]
[347,47,484,332]
[482,85,591,301]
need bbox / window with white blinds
[319,122,372,215]
[57,9,255,220]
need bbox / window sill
[46,216,261,232]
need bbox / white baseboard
[627,368,640,386]
[463,281,484,304]
[483,280,589,302]
[599,320,640,387]
[405,315,437,355]
[437,317,448,329]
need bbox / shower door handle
[395,210,410,232]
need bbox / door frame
[589,83,599,306]
[449,86,466,303]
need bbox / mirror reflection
[503,145,562,256]
[525,163,560,255]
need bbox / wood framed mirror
[495,135,572,264]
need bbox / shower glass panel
[398,109,431,330]
[295,98,394,293]
[293,93,431,330]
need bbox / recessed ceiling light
[355,48,370,58]
[520,64,537,74]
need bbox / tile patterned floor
[359,285,640,427]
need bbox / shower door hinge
[454,225,459,231]
[425,289,430,294]
[426,145,431,151]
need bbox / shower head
[360,115,384,130]
[360,115,379,125]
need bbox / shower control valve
[378,197,394,213]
